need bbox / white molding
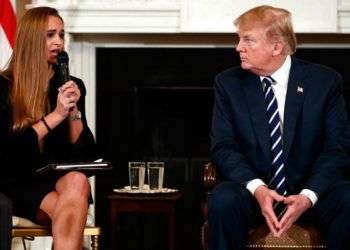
[179,0,338,33]
[69,41,96,135]
[338,0,350,32]
[28,1,180,33]
[28,0,342,33]
[69,39,97,228]
[288,0,337,33]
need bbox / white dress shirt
[246,55,318,206]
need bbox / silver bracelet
[69,110,82,121]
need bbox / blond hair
[2,7,63,131]
[234,5,297,55]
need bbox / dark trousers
[0,193,12,250]
[208,181,350,250]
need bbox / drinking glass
[147,162,164,190]
[128,162,145,189]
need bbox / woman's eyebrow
[47,29,65,32]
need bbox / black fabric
[0,68,97,222]
[208,181,260,250]
[0,193,12,250]
[313,180,350,249]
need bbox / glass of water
[147,162,164,190]
[128,162,145,190]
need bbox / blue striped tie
[263,76,287,218]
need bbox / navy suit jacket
[211,57,350,198]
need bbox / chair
[11,216,101,250]
[201,163,326,250]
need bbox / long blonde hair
[3,7,63,131]
[234,5,297,55]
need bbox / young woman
[0,7,97,250]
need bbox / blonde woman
[0,7,97,250]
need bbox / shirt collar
[260,55,291,87]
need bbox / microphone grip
[60,63,70,83]
[58,63,74,112]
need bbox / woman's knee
[56,171,90,197]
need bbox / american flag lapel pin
[297,86,304,94]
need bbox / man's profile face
[236,26,275,75]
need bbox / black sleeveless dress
[0,69,97,221]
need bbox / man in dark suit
[209,5,350,250]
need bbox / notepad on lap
[35,161,112,176]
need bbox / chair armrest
[202,163,218,221]
[203,162,217,191]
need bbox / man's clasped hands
[254,185,312,237]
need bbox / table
[109,191,182,250]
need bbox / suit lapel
[242,73,271,161]
[283,58,306,160]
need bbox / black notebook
[35,161,112,176]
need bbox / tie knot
[262,76,275,89]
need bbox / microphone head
[57,51,69,65]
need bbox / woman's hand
[54,80,81,117]
[33,81,82,143]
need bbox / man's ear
[272,41,284,56]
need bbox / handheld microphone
[57,51,70,83]
[57,51,74,112]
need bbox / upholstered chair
[201,163,326,250]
